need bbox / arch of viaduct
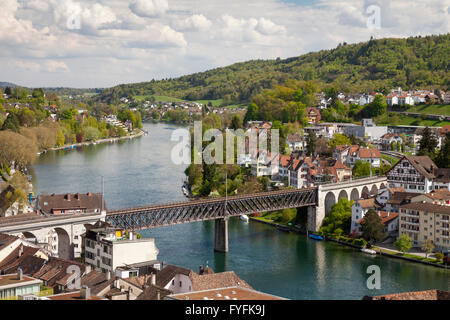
[0,212,105,260]
[307,176,387,232]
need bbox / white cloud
[218,15,286,43]
[129,0,169,18]
[0,0,448,88]
[14,60,42,72]
[125,24,187,48]
[174,14,212,32]
[45,60,70,73]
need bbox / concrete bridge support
[307,177,387,232]
[214,218,229,253]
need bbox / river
[30,122,450,300]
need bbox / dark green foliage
[1,111,21,132]
[306,131,316,156]
[417,126,438,157]
[320,198,354,235]
[435,133,450,168]
[360,210,385,243]
[96,35,450,104]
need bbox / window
[179,281,182,287]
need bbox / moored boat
[309,234,324,241]
[361,248,377,255]
[240,215,249,223]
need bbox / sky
[0,0,448,88]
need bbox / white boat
[182,185,190,197]
[361,248,377,255]
[240,215,249,223]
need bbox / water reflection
[30,122,450,300]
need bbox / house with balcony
[399,202,450,251]
[83,227,159,275]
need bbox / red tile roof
[358,148,381,159]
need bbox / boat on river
[240,215,249,223]
[309,234,324,241]
[182,184,190,197]
[361,248,377,255]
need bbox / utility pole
[225,171,228,216]
[101,176,104,213]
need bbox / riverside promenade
[44,129,145,152]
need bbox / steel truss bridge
[106,187,318,231]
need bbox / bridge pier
[214,218,229,253]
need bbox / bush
[353,239,367,247]
[434,252,444,261]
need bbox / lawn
[373,247,442,264]
[376,114,450,127]
[194,99,223,107]
[382,155,400,166]
[404,104,450,116]
[134,95,185,102]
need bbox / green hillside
[97,34,449,105]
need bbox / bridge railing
[314,174,386,187]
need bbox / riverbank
[250,216,449,270]
[43,129,145,152]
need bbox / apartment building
[399,202,450,251]
[83,227,159,274]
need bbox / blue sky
[0,0,448,88]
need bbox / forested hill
[97,34,449,105]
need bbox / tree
[83,127,100,141]
[306,131,316,156]
[421,239,434,258]
[57,129,65,147]
[394,234,413,254]
[352,160,371,178]
[280,208,296,223]
[315,138,331,156]
[1,112,21,132]
[417,127,438,157]
[328,133,351,151]
[360,210,385,243]
[32,88,45,99]
[0,130,38,170]
[244,103,258,124]
[435,132,450,168]
[362,94,387,117]
[230,115,243,130]
[319,198,353,235]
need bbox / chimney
[151,273,156,286]
[80,285,91,300]
[129,232,133,241]
[114,279,120,288]
[106,270,111,280]
[17,267,23,280]
[199,265,204,275]
[18,245,23,257]
[156,290,161,301]
[66,194,71,201]
[85,265,92,274]
[161,262,166,270]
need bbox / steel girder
[106,188,317,231]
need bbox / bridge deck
[106,187,318,230]
[107,187,318,215]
